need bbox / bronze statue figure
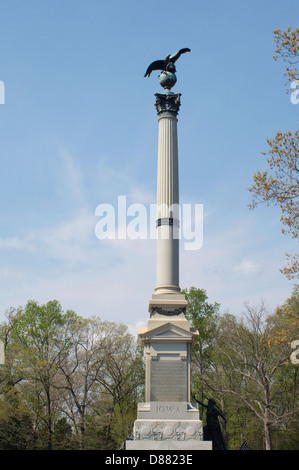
[144,48,191,78]
[193,396,229,450]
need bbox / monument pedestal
[126,440,212,450]
[139,310,196,403]
[126,312,212,450]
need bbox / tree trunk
[80,424,85,450]
[46,387,53,450]
[263,384,272,450]
[79,408,85,450]
[264,420,272,450]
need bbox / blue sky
[0,0,298,332]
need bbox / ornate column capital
[154,92,181,117]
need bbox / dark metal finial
[144,48,191,78]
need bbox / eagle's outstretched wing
[144,59,165,78]
[144,48,190,78]
[169,48,191,63]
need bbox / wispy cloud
[0,211,95,266]
[55,144,86,207]
[233,259,262,276]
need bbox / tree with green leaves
[0,385,36,450]
[210,300,299,450]
[182,287,220,414]
[95,327,143,449]
[273,26,299,89]
[1,300,80,450]
[54,317,120,450]
[249,27,299,279]
[0,301,143,450]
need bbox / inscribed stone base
[137,401,200,420]
[125,440,212,450]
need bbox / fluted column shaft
[154,93,181,295]
[157,115,179,216]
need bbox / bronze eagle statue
[144,48,191,78]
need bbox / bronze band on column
[156,217,180,228]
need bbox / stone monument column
[155,92,180,294]
[126,50,212,450]
[149,91,188,317]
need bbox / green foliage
[182,286,220,353]
[0,413,35,450]
[53,418,77,450]
[0,388,36,450]
[182,287,223,423]
[0,289,298,450]
[0,302,143,450]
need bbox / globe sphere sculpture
[158,71,177,92]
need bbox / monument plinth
[126,50,212,450]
